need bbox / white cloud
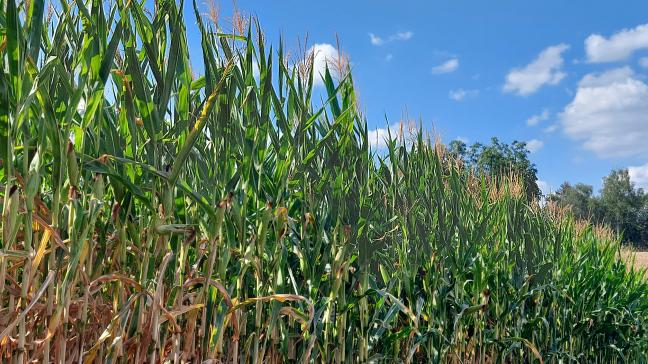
[307,43,339,86]
[526,109,550,126]
[432,58,459,74]
[585,23,648,63]
[543,124,559,134]
[368,31,414,46]
[504,44,569,96]
[392,31,414,41]
[526,139,544,153]
[640,57,648,68]
[369,33,384,46]
[368,126,390,149]
[368,122,418,149]
[537,180,553,195]
[578,66,634,87]
[448,88,479,101]
[560,66,648,157]
[629,162,648,190]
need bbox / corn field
[1,0,648,362]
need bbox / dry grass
[632,252,648,272]
[620,248,648,276]
[636,252,648,268]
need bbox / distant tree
[637,206,648,247]
[449,137,541,200]
[549,169,648,247]
[547,182,596,221]
[599,169,645,246]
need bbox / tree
[547,182,597,221]
[449,137,541,200]
[549,169,648,248]
[599,169,645,246]
[637,206,648,247]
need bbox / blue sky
[185,1,648,194]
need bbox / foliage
[1,0,648,362]
[547,182,596,221]
[600,170,645,243]
[550,169,648,248]
[449,138,541,201]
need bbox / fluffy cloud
[369,33,383,46]
[368,31,414,46]
[368,126,390,149]
[526,139,544,153]
[585,23,648,63]
[543,124,559,134]
[307,43,339,86]
[432,58,459,74]
[640,57,648,68]
[526,109,550,126]
[560,67,648,157]
[504,44,569,96]
[392,31,414,41]
[368,122,418,149]
[448,88,479,101]
[537,180,553,195]
[629,162,648,190]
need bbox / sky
[184,0,648,195]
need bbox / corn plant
[1,0,648,362]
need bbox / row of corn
[1,0,647,362]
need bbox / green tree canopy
[599,169,645,244]
[548,168,648,247]
[547,182,596,221]
[449,137,541,200]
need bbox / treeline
[450,138,648,248]
[547,170,648,248]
